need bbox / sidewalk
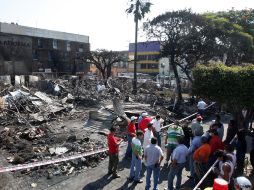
[46,142,191,190]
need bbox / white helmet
[234,176,252,190]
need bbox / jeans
[145,164,160,190]
[129,153,142,181]
[155,132,161,147]
[125,135,133,158]
[168,163,185,190]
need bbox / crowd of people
[107,104,253,190]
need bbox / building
[0,22,90,76]
[111,51,128,76]
[128,41,160,76]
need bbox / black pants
[108,153,119,175]
[250,149,254,169]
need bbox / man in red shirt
[138,112,152,133]
[208,129,224,167]
[108,127,123,178]
[209,129,224,155]
[125,116,138,159]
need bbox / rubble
[0,74,198,189]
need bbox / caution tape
[0,148,108,173]
[0,102,216,173]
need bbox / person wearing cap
[143,123,154,149]
[191,115,204,137]
[151,115,164,147]
[107,126,123,178]
[193,136,211,182]
[164,121,184,166]
[138,112,145,125]
[125,116,138,159]
[139,112,152,133]
[144,137,164,190]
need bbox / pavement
[46,143,191,190]
[45,114,232,190]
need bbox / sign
[45,68,52,73]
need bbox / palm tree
[126,0,152,94]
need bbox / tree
[144,10,212,103]
[126,0,152,94]
[193,63,254,129]
[85,49,124,81]
[203,11,254,65]
[144,9,254,101]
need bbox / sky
[0,0,253,51]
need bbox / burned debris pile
[0,75,197,187]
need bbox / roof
[129,41,160,53]
[0,22,89,43]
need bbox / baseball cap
[142,112,148,117]
[197,115,203,120]
[130,116,138,121]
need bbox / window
[79,44,84,52]
[33,50,39,60]
[53,40,58,49]
[38,39,42,48]
[140,64,147,69]
[48,51,52,61]
[79,47,83,52]
[147,64,159,69]
[67,41,71,51]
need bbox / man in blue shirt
[188,134,202,183]
[166,136,188,190]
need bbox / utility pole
[133,2,139,94]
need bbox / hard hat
[234,176,252,190]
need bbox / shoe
[112,174,121,178]
[107,171,113,175]
[128,177,134,182]
[134,179,143,183]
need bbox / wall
[0,33,32,75]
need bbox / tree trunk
[106,65,112,80]
[170,55,183,104]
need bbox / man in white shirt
[144,137,164,190]
[143,123,154,149]
[197,98,207,117]
[152,115,164,147]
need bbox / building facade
[128,41,160,76]
[0,22,90,76]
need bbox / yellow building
[128,41,160,76]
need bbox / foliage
[144,9,216,102]
[126,0,152,21]
[203,10,254,64]
[85,49,124,80]
[192,63,254,110]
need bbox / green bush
[193,63,254,109]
